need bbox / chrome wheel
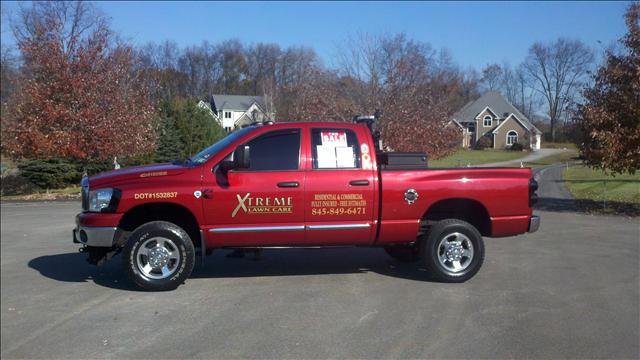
[135,237,181,279]
[437,232,474,273]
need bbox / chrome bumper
[528,215,540,233]
[73,226,118,247]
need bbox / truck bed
[376,167,534,243]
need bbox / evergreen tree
[154,97,227,162]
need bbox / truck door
[304,127,376,245]
[202,128,306,247]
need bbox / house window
[224,111,232,119]
[483,115,492,127]
[507,130,518,146]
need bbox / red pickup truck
[74,120,539,291]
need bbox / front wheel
[123,221,195,291]
[421,219,484,282]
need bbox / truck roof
[246,121,365,130]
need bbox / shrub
[17,159,82,189]
[509,142,524,151]
[16,158,117,190]
[474,136,492,150]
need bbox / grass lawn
[430,149,527,167]
[564,166,640,204]
[0,186,81,201]
[541,142,578,150]
[525,149,580,168]
[563,165,640,216]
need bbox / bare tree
[523,38,594,141]
[0,44,18,107]
[333,32,461,158]
[499,62,540,121]
[481,63,502,91]
[11,1,108,61]
[336,32,433,112]
[247,42,281,95]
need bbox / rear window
[311,129,361,169]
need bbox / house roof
[452,91,541,133]
[210,94,265,112]
[491,113,531,134]
[447,119,465,129]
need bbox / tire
[123,221,195,291]
[384,245,420,262]
[421,219,484,282]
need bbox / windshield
[189,127,255,165]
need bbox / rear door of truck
[304,126,376,245]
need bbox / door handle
[349,180,369,186]
[277,181,299,188]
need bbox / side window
[244,129,300,171]
[311,129,361,169]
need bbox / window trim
[506,130,518,146]
[310,128,362,171]
[483,115,493,127]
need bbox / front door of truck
[203,128,306,247]
[304,127,376,245]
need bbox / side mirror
[233,145,250,169]
[217,145,250,174]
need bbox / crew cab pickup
[73,120,539,291]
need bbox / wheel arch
[118,202,201,249]
[422,198,491,236]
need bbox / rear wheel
[384,245,420,262]
[123,221,195,291]
[421,219,484,282]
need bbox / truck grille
[81,176,89,211]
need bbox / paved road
[481,148,567,167]
[1,201,639,359]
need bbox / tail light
[529,178,538,207]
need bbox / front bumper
[73,225,118,247]
[73,212,124,247]
[528,215,540,233]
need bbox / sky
[1,1,631,70]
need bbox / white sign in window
[335,146,356,168]
[316,146,337,168]
[316,145,356,168]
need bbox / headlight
[88,188,117,212]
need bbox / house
[450,91,542,151]
[197,94,274,132]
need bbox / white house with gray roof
[198,94,274,132]
[450,91,542,151]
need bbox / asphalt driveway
[1,201,638,359]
